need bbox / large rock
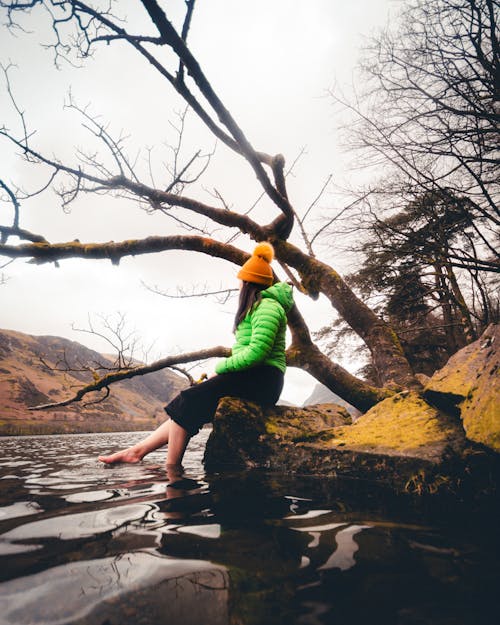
[322,391,465,463]
[204,399,352,470]
[424,324,499,452]
[204,393,483,495]
[204,325,500,495]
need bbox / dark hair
[233,281,267,331]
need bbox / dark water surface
[1,431,499,625]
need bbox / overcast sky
[0,0,398,404]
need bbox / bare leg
[98,419,172,464]
[166,420,190,466]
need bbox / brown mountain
[0,329,188,435]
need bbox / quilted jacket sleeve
[215,299,285,374]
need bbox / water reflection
[0,551,229,625]
[0,431,499,625]
[286,512,371,571]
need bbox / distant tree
[333,0,499,276]
[331,190,499,378]
[383,267,448,376]
[315,0,499,379]
[355,262,451,378]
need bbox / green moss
[292,428,337,443]
[321,392,459,453]
[462,390,500,452]
[388,327,405,354]
[264,406,351,442]
[265,416,309,438]
[424,334,500,453]
[427,367,471,398]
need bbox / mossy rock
[424,324,499,452]
[203,393,497,495]
[320,391,464,463]
[265,402,351,442]
[204,329,500,495]
[204,398,351,470]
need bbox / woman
[98,242,293,466]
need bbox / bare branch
[291,173,333,257]
[29,345,230,410]
[1,62,29,148]
[0,179,21,240]
[143,281,238,303]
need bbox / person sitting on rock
[98,242,294,467]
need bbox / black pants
[165,365,284,436]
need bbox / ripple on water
[0,550,229,625]
[63,480,168,503]
[1,430,499,625]
[2,502,156,541]
[0,501,43,521]
[176,524,222,539]
[64,490,119,503]
[0,461,32,468]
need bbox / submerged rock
[424,324,499,452]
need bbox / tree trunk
[444,260,477,342]
[287,341,390,412]
[285,304,390,412]
[434,262,469,351]
[275,241,419,389]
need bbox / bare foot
[98,447,143,464]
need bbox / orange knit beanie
[237,242,274,286]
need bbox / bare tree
[0,0,428,412]
[333,0,499,275]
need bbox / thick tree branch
[0,234,248,266]
[274,240,419,389]
[110,175,266,238]
[285,302,391,410]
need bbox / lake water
[0,430,499,625]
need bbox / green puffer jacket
[215,282,294,375]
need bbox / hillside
[0,329,188,435]
[303,383,361,417]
